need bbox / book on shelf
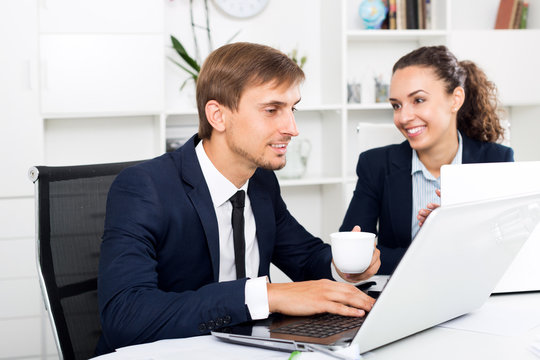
[392,0,432,30]
[520,2,529,29]
[495,0,528,29]
[495,0,514,29]
[425,0,432,29]
[513,0,524,28]
[388,0,397,29]
[381,0,390,29]
[396,0,406,29]
[417,0,425,29]
[406,0,419,29]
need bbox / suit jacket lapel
[248,171,275,278]
[177,135,221,282]
[387,141,413,245]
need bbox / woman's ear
[452,86,465,113]
[205,100,226,133]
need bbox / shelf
[296,104,342,112]
[277,177,343,187]
[165,109,198,116]
[347,30,447,42]
[347,103,392,111]
[42,111,161,119]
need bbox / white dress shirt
[195,140,269,320]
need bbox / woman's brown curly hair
[392,46,504,142]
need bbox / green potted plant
[169,35,201,90]
[288,48,307,69]
[168,2,306,91]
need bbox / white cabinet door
[0,0,42,197]
[448,31,540,106]
[40,34,164,114]
[40,0,163,33]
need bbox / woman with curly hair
[340,45,514,274]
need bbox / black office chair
[29,160,144,360]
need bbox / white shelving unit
[2,1,540,357]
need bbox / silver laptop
[441,161,540,293]
[212,192,540,355]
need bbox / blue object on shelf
[359,0,388,29]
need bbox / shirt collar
[195,140,249,207]
[411,130,463,179]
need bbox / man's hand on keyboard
[267,279,375,318]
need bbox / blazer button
[215,317,224,327]
[206,320,216,330]
[198,323,207,333]
[223,315,231,325]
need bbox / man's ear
[205,100,226,133]
[452,86,465,113]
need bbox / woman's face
[389,65,462,155]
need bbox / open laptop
[213,192,540,355]
[441,161,540,293]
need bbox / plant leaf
[180,77,190,90]
[300,56,307,68]
[170,35,200,73]
[167,56,199,79]
[180,75,198,91]
[225,29,242,44]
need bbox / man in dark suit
[96,42,380,355]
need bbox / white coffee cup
[330,231,375,274]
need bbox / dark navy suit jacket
[340,134,514,275]
[96,135,332,354]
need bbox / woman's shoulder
[463,135,514,162]
[356,141,412,176]
[359,140,410,162]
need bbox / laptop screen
[441,161,540,293]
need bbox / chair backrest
[29,160,144,360]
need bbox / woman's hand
[334,225,381,283]
[418,189,441,227]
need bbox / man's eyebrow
[258,98,302,107]
[258,101,286,107]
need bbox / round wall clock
[213,0,269,19]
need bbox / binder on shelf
[406,0,418,29]
[520,1,529,29]
[417,0,426,29]
[512,0,524,28]
[396,0,407,29]
[425,0,432,29]
[495,0,519,29]
[381,0,390,29]
[389,0,397,29]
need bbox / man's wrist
[244,276,270,320]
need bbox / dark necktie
[229,190,246,279]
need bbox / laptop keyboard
[270,313,365,338]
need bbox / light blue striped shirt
[411,131,463,239]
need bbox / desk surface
[93,292,540,360]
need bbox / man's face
[222,81,301,172]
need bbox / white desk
[92,293,540,360]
